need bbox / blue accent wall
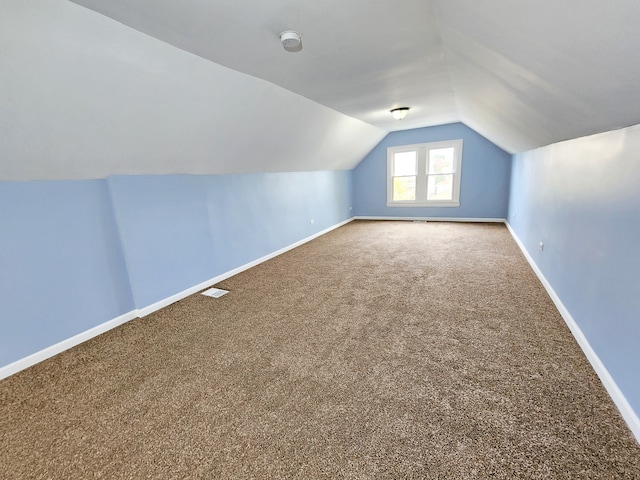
[0,180,134,366]
[508,124,640,414]
[0,170,353,367]
[108,171,353,308]
[108,175,216,309]
[203,171,353,275]
[353,123,512,218]
[3,118,638,431]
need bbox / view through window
[387,140,462,207]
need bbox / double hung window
[387,140,462,207]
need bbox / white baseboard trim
[1,218,355,381]
[505,222,640,443]
[0,310,138,381]
[138,216,506,318]
[354,216,506,223]
[9,216,637,444]
[137,217,354,317]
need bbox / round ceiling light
[391,107,410,120]
[280,30,302,50]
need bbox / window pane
[426,174,453,200]
[393,176,416,201]
[428,148,454,174]
[393,151,417,176]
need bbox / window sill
[387,201,460,208]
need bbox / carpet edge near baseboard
[3,217,637,446]
[0,217,355,381]
[505,221,640,444]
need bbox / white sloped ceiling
[3,0,640,180]
[435,0,640,153]
[69,0,640,154]
[68,0,460,133]
[0,1,385,181]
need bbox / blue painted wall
[353,123,512,219]
[108,175,216,309]
[0,170,353,368]
[508,124,640,414]
[108,171,353,308]
[0,180,134,366]
[203,171,353,275]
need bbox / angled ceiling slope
[69,0,459,133]
[0,0,385,181]
[436,0,640,153]
[4,1,640,180]
[71,0,640,154]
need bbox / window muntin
[387,140,462,207]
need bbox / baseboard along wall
[354,216,506,222]
[2,216,638,445]
[0,311,138,380]
[505,221,640,444]
[0,218,354,381]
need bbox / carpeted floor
[1,221,639,479]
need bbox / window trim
[386,139,463,207]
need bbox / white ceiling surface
[70,0,640,155]
[70,0,459,133]
[3,1,640,181]
[0,1,385,181]
[437,0,640,153]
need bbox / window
[387,139,463,207]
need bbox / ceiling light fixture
[390,107,410,120]
[280,30,302,52]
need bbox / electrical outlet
[310,219,315,224]
[538,241,544,251]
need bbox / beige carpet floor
[1,221,639,479]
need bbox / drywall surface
[107,175,216,309]
[0,180,134,366]
[108,171,353,309]
[0,170,353,369]
[203,171,353,275]
[0,0,385,181]
[508,123,640,413]
[435,0,640,154]
[353,123,511,218]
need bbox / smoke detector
[280,30,302,51]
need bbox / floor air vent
[201,288,229,298]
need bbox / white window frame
[387,139,463,207]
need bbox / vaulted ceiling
[2,0,640,180]
[70,0,640,149]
